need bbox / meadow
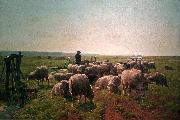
[0,55,180,120]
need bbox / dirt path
[103,97,159,120]
[104,103,124,120]
[93,89,160,120]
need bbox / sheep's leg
[85,96,87,103]
[45,76,49,86]
[135,89,139,95]
[47,78,49,86]
[37,79,39,86]
[78,95,81,103]
[165,83,169,88]
[128,88,131,96]
[142,90,145,97]
[51,92,53,99]
[71,96,76,107]
[122,85,125,95]
[41,78,43,85]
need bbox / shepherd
[75,51,81,65]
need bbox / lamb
[69,74,94,102]
[51,80,70,98]
[121,68,148,96]
[95,75,121,93]
[147,72,169,87]
[28,66,49,85]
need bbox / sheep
[84,65,102,77]
[147,72,169,87]
[57,69,68,74]
[107,76,121,93]
[84,67,100,84]
[67,64,86,74]
[148,62,156,70]
[95,63,114,76]
[67,64,78,73]
[165,65,174,70]
[51,80,70,98]
[133,61,149,73]
[128,61,137,69]
[94,61,102,65]
[77,65,86,73]
[95,76,111,90]
[28,66,49,85]
[48,71,57,82]
[121,68,148,96]
[114,63,125,75]
[141,61,148,66]
[69,74,94,102]
[95,75,121,93]
[50,72,74,81]
[101,62,115,75]
[100,63,112,76]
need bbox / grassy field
[0,55,180,120]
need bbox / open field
[0,55,180,120]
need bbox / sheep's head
[107,84,118,93]
[59,80,71,97]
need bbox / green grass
[13,85,105,120]
[0,55,180,119]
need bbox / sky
[0,0,180,56]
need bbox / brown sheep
[52,72,74,81]
[69,74,94,102]
[68,64,86,74]
[114,63,125,75]
[121,68,148,96]
[95,75,121,93]
[67,64,78,73]
[51,80,70,98]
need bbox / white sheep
[95,75,121,93]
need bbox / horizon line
[0,50,180,57]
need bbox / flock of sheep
[27,58,169,102]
